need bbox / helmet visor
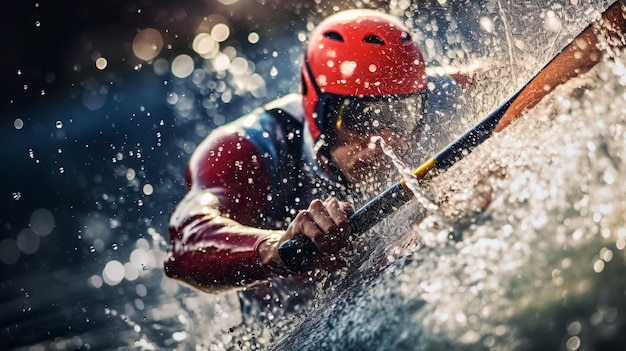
[327,92,427,136]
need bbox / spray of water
[271,48,626,351]
[370,135,440,214]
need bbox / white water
[262,48,626,351]
[122,41,626,351]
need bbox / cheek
[333,132,367,156]
[331,143,359,164]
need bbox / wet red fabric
[165,133,275,293]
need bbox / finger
[324,197,356,223]
[312,199,351,252]
[322,198,345,224]
[322,198,351,244]
[325,198,353,233]
[291,210,324,244]
[308,199,340,235]
[340,201,355,217]
[297,202,340,254]
[286,207,353,271]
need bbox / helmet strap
[313,136,349,184]
[303,49,323,96]
[303,49,333,139]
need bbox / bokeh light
[248,32,260,44]
[133,28,164,61]
[192,33,218,57]
[16,228,40,255]
[211,23,230,42]
[14,118,24,129]
[95,57,108,70]
[29,208,55,236]
[143,184,154,195]
[153,58,170,76]
[171,54,195,78]
[103,260,125,286]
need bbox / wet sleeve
[165,132,282,293]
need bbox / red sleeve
[188,132,270,224]
[165,132,280,293]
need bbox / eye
[363,35,385,45]
[324,31,344,42]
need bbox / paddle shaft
[278,1,619,273]
[278,89,520,273]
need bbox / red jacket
[165,76,463,293]
[164,94,331,293]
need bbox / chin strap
[313,136,350,186]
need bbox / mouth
[347,149,396,183]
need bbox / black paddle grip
[278,183,410,273]
[277,233,319,274]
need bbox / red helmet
[301,9,427,148]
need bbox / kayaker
[164,3,626,296]
[164,9,466,295]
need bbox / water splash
[264,32,626,351]
[370,135,440,214]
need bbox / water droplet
[593,259,604,273]
[55,120,63,129]
[112,243,118,250]
[566,336,581,351]
[89,245,96,253]
[166,93,178,105]
[567,321,582,335]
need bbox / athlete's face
[326,93,425,184]
[329,127,417,184]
